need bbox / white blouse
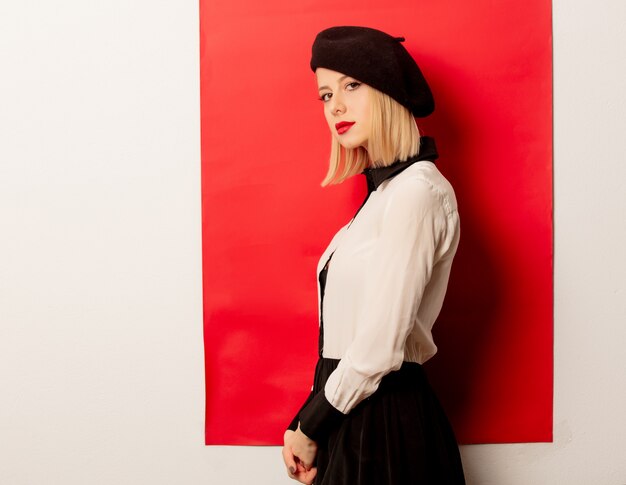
[317,159,460,415]
[291,137,461,442]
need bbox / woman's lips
[335,121,355,134]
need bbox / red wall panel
[200,0,553,445]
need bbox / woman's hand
[282,427,318,484]
[291,423,318,470]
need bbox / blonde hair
[320,88,421,187]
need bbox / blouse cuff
[286,389,315,432]
[286,416,299,432]
[298,389,346,442]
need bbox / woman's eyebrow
[318,75,350,92]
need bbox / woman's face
[315,67,372,151]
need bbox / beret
[310,26,435,117]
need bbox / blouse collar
[362,136,439,193]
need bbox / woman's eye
[318,93,331,102]
[347,81,361,90]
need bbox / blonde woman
[282,26,466,485]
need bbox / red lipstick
[335,121,355,134]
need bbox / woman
[282,26,466,485]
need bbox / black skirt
[310,357,466,485]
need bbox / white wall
[1,1,625,484]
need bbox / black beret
[310,26,435,117]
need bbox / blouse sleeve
[285,385,314,432]
[298,178,455,442]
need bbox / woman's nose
[330,94,345,115]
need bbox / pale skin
[282,67,373,483]
[315,67,373,152]
[282,426,318,484]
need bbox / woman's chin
[337,138,364,150]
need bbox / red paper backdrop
[200,1,553,445]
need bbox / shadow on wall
[419,55,509,446]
